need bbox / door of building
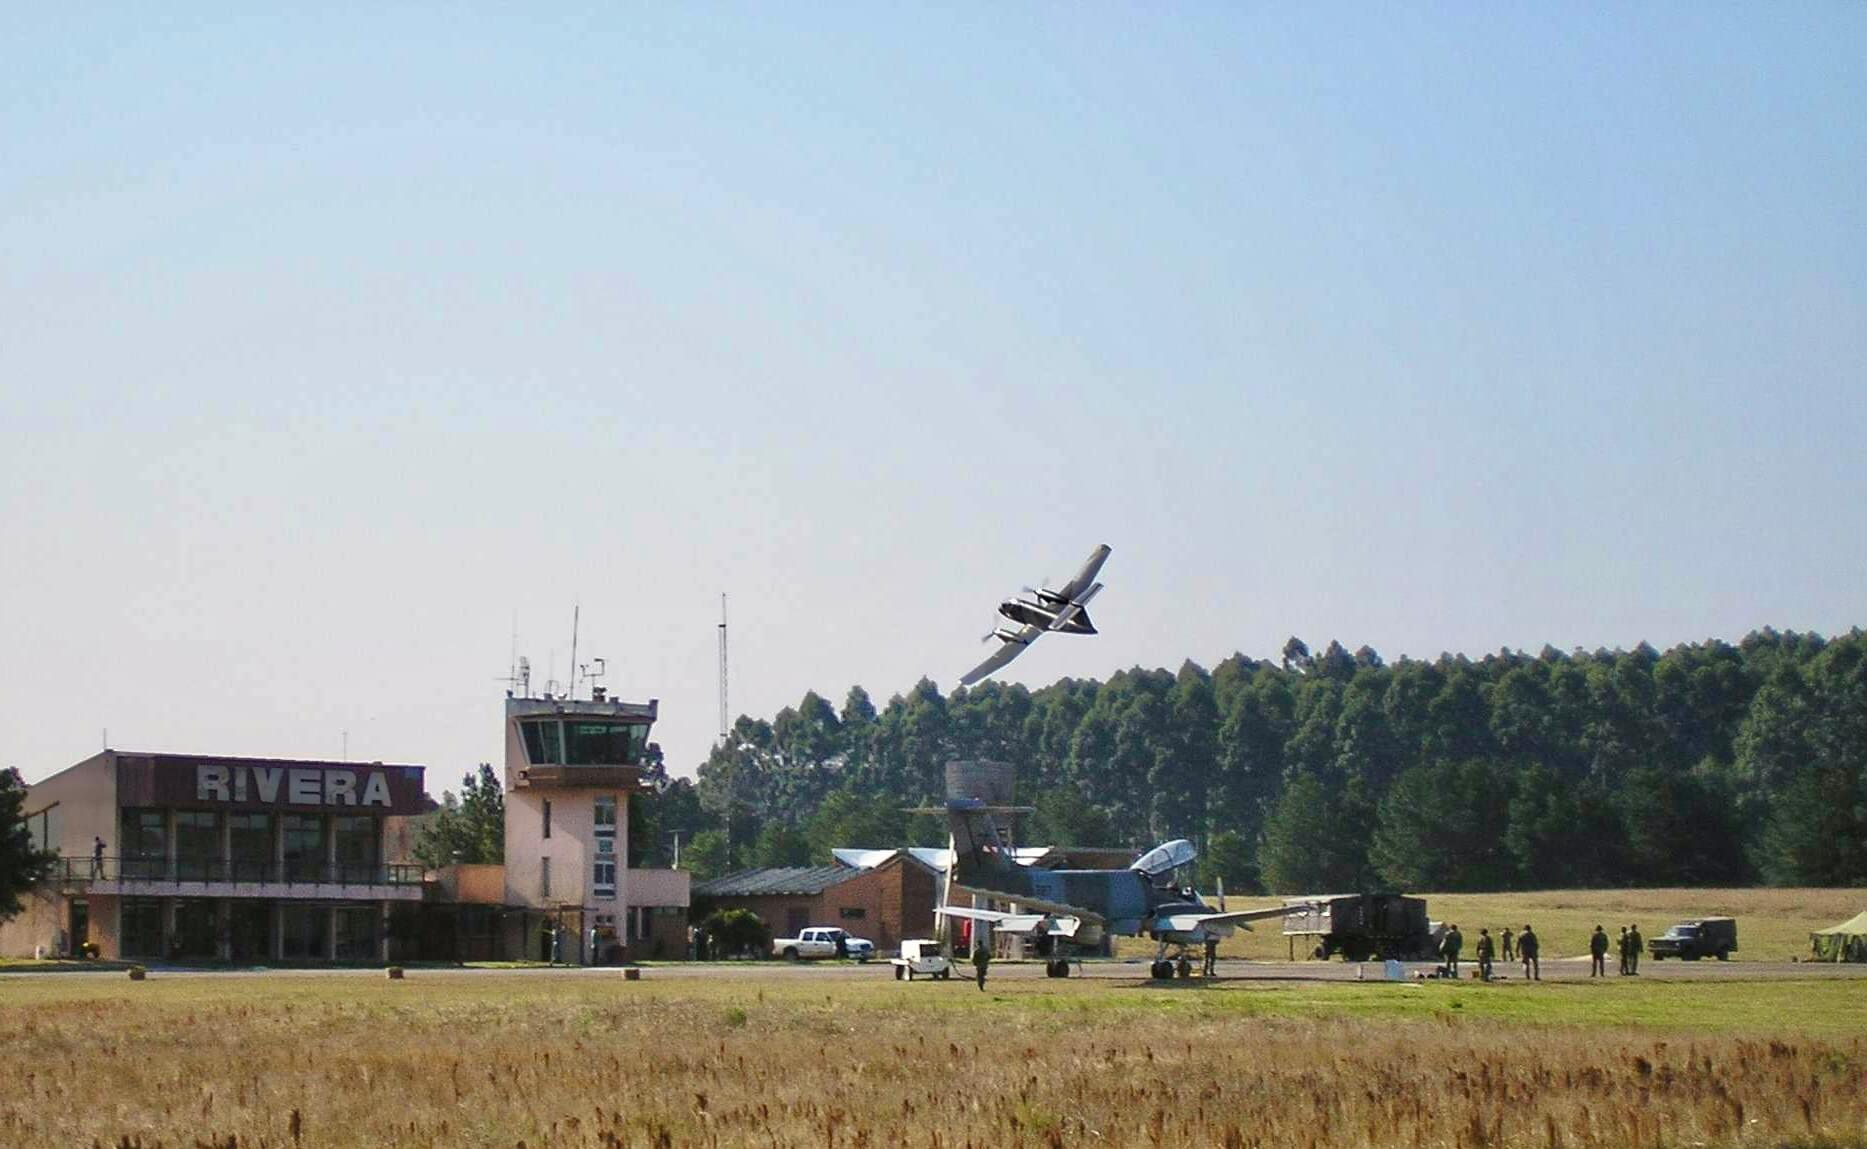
[173,900,218,960]
[68,899,88,957]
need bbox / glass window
[593,859,616,894]
[175,811,221,880]
[121,898,166,957]
[228,813,273,882]
[540,857,552,899]
[840,907,866,920]
[333,816,378,882]
[281,906,328,959]
[542,800,552,839]
[563,723,649,765]
[594,796,616,828]
[521,720,562,764]
[121,810,167,879]
[282,815,326,882]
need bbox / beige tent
[1810,911,1867,962]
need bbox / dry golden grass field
[1122,887,1867,963]
[4,970,1866,1149]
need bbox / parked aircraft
[934,799,1287,978]
[959,544,1111,687]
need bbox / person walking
[1475,928,1495,981]
[1501,927,1515,963]
[1519,924,1540,981]
[1628,924,1643,975]
[1589,924,1610,977]
[91,836,106,879]
[971,940,992,991]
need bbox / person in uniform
[1618,926,1631,975]
[1475,928,1495,981]
[1202,934,1220,977]
[1589,924,1610,977]
[1627,923,1643,975]
[1519,924,1540,980]
[1443,923,1464,977]
[971,941,992,991]
[1501,927,1515,963]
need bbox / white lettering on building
[324,771,357,806]
[361,772,392,807]
[192,764,396,808]
[196,764,231,801]
[288,769,321,804]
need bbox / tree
[1258,772,1374,894]
[0,767,54,922]
[749,821,814,868]
[1369,760,1514,891]
[1196,829,1259,894]
[1026,783,1114,847]
[680,829,732,882]
[411,764,504,869]
[697,907,770,958]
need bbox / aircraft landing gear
[1045,959,1070,978]
[1150,959,1174,980]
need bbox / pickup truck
[772,927,875,962]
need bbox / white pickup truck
[772,927,875,962]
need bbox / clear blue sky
[4,6,1863,788]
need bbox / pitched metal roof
[693,864,859,897]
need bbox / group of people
[1439,923,1541,981]
[1588,923,1645,976]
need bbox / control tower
[502,688,687,961]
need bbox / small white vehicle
[890,938,952,981]
[772,927,875,962]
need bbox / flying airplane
[959,544,1111,687]
[933,798,1289,979]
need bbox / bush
[699,908,769,958]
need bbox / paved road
[7,956,1865,983]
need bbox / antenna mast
[568,604,580,701]
[718,593,729,742]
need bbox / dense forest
[634,628,1867,893]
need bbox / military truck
[1648,917,1737,961]
[1282,893,1438,961]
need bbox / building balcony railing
[51,856,424,887]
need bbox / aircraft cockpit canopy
[1131,838,1197,879]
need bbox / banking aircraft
[959,544,1111,687]
[934,800,1288,979]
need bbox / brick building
[692,850,940,951]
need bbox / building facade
[3,751,427,961]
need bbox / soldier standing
[1202,934,1219,977]
[1519,924,1540,980]
[1618,926,1631,975]
[971,941,992,992]
[1589,924,1609,977]
[1443,923,1464,977]
[1475,928,1495,981]
[1501,927,1515,963]
[1628,924,1643,975]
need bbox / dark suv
[1649,917,1737,961]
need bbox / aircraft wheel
[894,965,905,980]
[1149,960,1170,980]
[1717,948,1730,961]
[1176,957,1192,980]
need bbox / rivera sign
[195,763,396,808]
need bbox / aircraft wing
[935,906,1083,937]
[1054,544,1112,602]
[959,625,1043,686]
[1047,581,1102,631]
[1155,905,1293,933]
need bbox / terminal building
[4,751,428,961]
[3,687,692,964]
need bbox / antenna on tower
[718,593,729,742]
[567,604,581,702]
